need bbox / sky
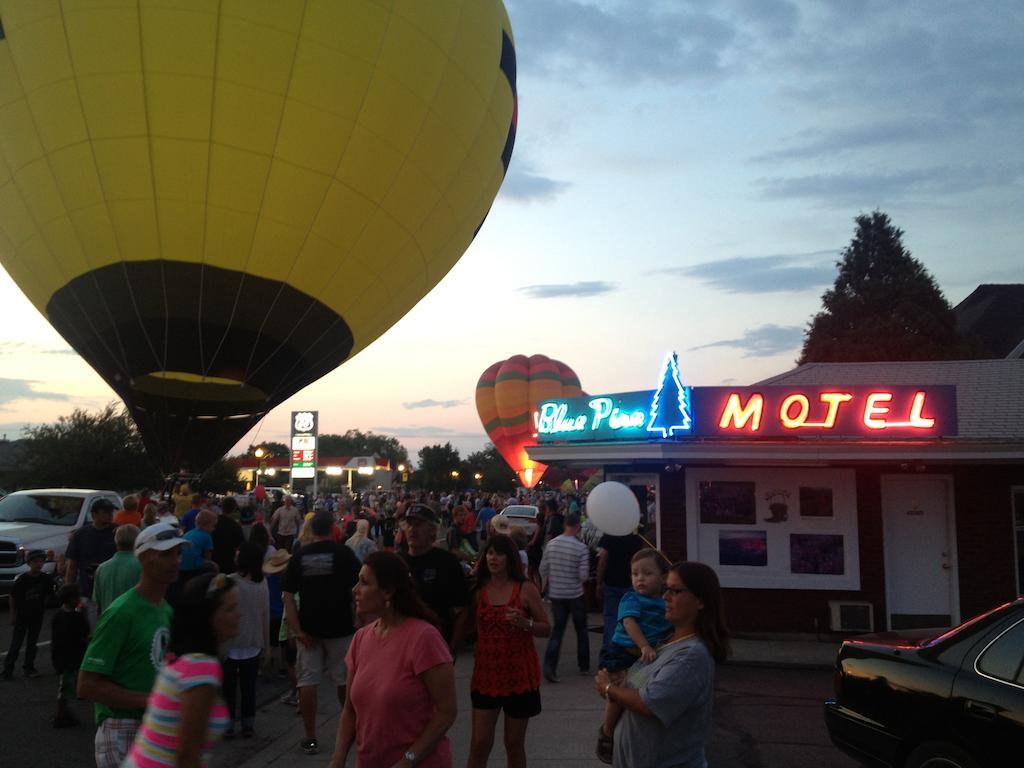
[0,0,1022,465]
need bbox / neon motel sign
[536,355,957,444]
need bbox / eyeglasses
[663,586,692,597]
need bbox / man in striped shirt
[539,512,591,682]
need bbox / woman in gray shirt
[595,561,730,768]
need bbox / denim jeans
[3,617,42,673]
[223,654,261,728]
[598,585,630,668]
[544,596,590,673]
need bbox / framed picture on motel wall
[790,533,845,575]
[719,530,768,567]
[700,481,757,525]
[799,486,835,517]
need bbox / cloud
[518,281,615,299]
[371,426,483,439]
[0,341,77,356]
[770,4,1024,126]
[0,378,70,408]
[500,163,570,202]
[690,324,804,358]
[757,164,1023,206]
[751,121,965,163]
[402,398,466,410]
[507,0,739,81]
[652,252,836,294]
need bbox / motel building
[528,354,1024,635]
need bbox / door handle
[965,700,997,720]
[942,564,951,570]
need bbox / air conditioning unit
[828,601,874,633]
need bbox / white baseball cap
[134,522,190,555]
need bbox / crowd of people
[3,481,729,768]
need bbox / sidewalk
[215,621,841,768]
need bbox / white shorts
[296,635,351,688]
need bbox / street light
[450,470,460,479]
[397,464,406,473]
[254,447,265,458]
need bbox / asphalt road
[1,600,853,768]
[710,664,858,768]
[0,603,292,768]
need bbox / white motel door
[881,476,958,630]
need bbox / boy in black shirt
[51,583,90,727]
[3,549,54,679]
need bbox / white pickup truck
[0,489,123,595]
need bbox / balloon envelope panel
[0,0,516,471]
[476,354,582,488]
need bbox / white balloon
[586,481,640,536]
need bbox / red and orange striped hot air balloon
[476,354,584,488]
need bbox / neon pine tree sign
[647,352,693,437]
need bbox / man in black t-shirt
[210,497,244,574]
[543,497,565,543]
[65,498,118,629]
[398,504,468,652]
[596,531,646,668]
[282,512,360,756]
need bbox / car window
[0,494,82,526]
[977,619,1024,684]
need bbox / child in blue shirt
[596,548,672,763]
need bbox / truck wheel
[905,741,980,768]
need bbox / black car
[825,598,1024,768]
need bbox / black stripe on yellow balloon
[474,29,518,238]
[45,261,354,473]
[500,29,517,173]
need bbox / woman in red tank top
[463,534,551,768]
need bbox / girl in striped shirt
[124,573,239,768]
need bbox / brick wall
[953,464,1023,617]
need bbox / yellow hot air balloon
[0,0,516,472]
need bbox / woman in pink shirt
[329,552,457,768]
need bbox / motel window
[686,468,860,591]
[1014,488,1024,596]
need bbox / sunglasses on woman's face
[663,586,692,598]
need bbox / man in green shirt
[93,524,142,615]
[79,522,187,768]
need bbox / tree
[199,457,242,494]
[19,403,161,490]
[799,211,969,363]
[464,443,518,493]
[317,430,409,470]
[646,352,691,437]
[415,442,461,489]
[249,441,288,459]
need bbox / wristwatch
[404,750,418,765]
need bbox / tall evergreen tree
[799,211,966,363]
